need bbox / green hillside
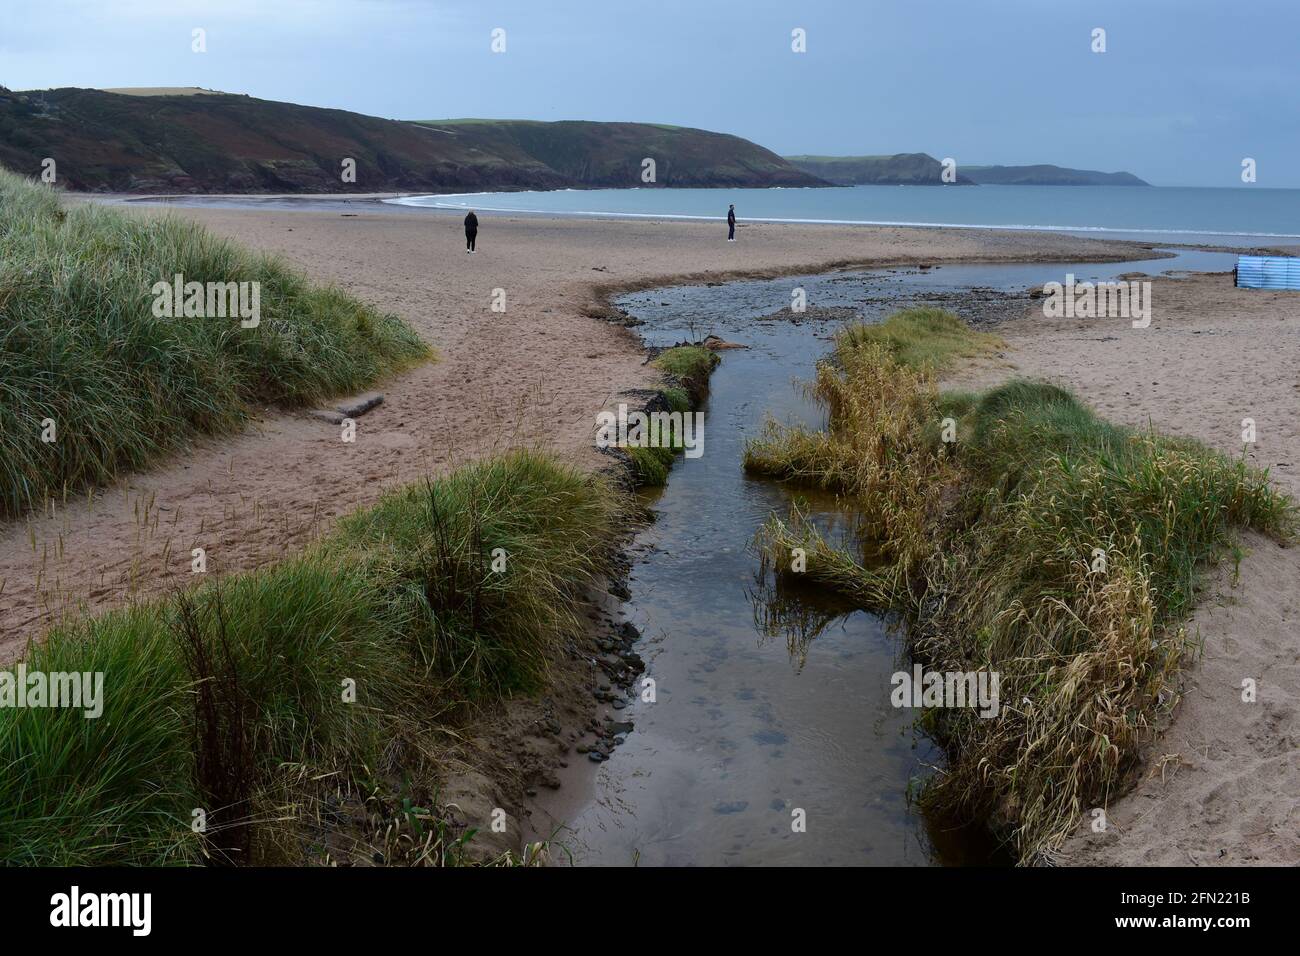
[418,119,821,188]
[786,154,1149,187]
[0,87,825,193]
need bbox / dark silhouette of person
[464,210,478,253]
[727,204,736,241]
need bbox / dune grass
[0,450,624,866]
[745,308,1295,863]
[0,170,430,517]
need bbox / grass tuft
[835,306,1001,372]
[627,444,676,486]
[652,345,719,405]
[746,307,1295,863]
[0,450,623,865]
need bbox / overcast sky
[3,0,1296,187]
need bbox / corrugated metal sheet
[1235,255,1300,290]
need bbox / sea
[388,184,1300,248]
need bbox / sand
[949,272,1300,866]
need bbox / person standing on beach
[464,210,478,253]
[727,204,736,241]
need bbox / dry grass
[746,308,1296,863]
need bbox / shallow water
[550,248,1233,866]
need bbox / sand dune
[949,273,1300,866]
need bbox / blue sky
[3,0,1296,187]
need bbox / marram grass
[0,450,624,866]
[627,443,676,486]
[746,308,1296,864]
[0,169,430,517]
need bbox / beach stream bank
[524,248,1237,865]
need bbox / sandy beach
[0,208,1151,655]
[1,205,1293,866]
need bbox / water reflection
[748,573,850,673]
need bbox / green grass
[660,386,691,415]
[0,169,430,517]
[651,345,720,411]
[0,450,623,865]
[836,306,1001,373]
[746,309,1296,863]
[627,444,676,486]
[652,345,719,382]
[0,609,192,865]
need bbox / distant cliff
[0,87,828,193]
[784,153,974,185]
[786,153,1149,187]
[955,164,1148,186]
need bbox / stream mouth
[540,249,1235,866]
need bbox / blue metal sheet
[1236,255,1300,290]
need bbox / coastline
[100,191,1300,256]
[3,205,1287,865]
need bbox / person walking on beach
[727,204,736,241]
[464,210,478,253]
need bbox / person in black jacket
[464,210,478,253]
[727,204,736,241]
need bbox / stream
[530,247,1236,866]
